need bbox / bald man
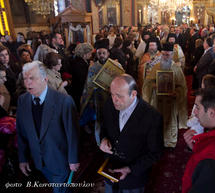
[100,74,163,193]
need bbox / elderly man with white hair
[17,61,79,193]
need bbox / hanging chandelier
[150,0,193,13]
[24,0,54,16]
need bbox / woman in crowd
[17,44,34,60]
[0,46,20,105]
[44,52,68,95]
[68,43,93,111]
[0,65,10,112]
[110,37,126,70]
[17,48,32,67]
[122,39,136,79]
[15,47,33,98]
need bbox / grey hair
[74,43,93,58]
[22,60,47,79]
[114,74,138,95]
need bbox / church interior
[0,0,215,193]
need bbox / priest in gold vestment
[138,38,161,95]
[142,43,187,147]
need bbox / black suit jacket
[175,33,186,51]
[208,58,215,76]
[192,46,204,67]
[68,56,89,111]
[196,47,215,87]
[189,32,200,56]
[17,88,79,175]
[101,97,163,189]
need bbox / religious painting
[72,30,84,43]
[93,58,125,91]
[99,9,103,27]
[107,7,117,25]
[156,70,175,95]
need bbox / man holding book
[100,74,163,193]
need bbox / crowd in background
[0,23,215,114]
[0,22,215,192]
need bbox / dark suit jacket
[17,88,79,175]
[101,97,163,189]
[175,33,186,51]
[189,32,200,56]
[208,58,215,76]
[68,56,89,111]
[192,46,204,67]
[196,47,215,87]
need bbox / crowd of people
[0,23,215,193]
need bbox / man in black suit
[194,37,215,88]
[188,28,200,63]
[100,74,163,193]
[17,61,79,193]
[175,26,186,52]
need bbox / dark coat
[122,48,137,79]
[110,47,126,70]
[175,33,186,52]
[16,88,79,175]
[0,61,21,97]
[68,56,89,111]
[208,58,215,76]
[101,97,163,189]
[196,47,215,87]
[192,45,204,67]
[189,32,200,56]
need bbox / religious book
[93,58,125,91]
[97,158,121,182]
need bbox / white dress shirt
[119,96,138,132]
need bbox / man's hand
[19,162,31,176]
[99,138,113,154]
[184,129,197,150]
[69,163,80,172]
[113,166,131,180]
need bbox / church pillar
[158,7,161,24]
[1,0,15,39]
[132,0,137,26]
[190,4,194,25]
[121,0,132,26]
[91,0,99,34]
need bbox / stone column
[91,0,99,34]
[121,0,132,26]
